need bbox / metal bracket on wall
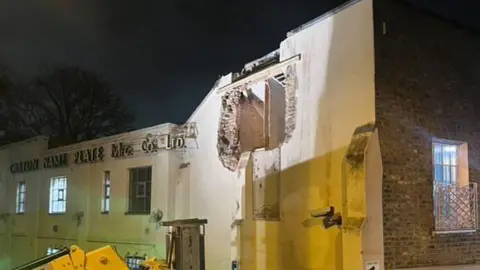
[310,206,343,229]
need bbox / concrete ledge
[396,265,480,270]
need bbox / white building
[181,0,380,269]
[0,123,192,268]
[1,0,383,269]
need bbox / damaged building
[2,0,480,269]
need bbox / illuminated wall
[182,0,381,269]
[0,124,183,268]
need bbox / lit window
[125,255,146,270]
[47,247,60,255]
[433,143,458,185]
[49,176,67,214]
[16,181,26,214]
[432,140,477,232]
[128,167,152,214]
[102,171,111,213]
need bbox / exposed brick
[375,0,480,268]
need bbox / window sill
[100,211,109,215]
[433,229,477,235]
[48,213,66,216]
[124,212,150,216]
[15,213,24,215]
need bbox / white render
[183,0,377,269]
[0,124,184,268]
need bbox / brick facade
[375,0,480,268]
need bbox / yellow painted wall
[239,148,349,270]
[248,1,376,268]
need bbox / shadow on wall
[240,146,347,270]
[230,0,374,268]
[239,3,368,269]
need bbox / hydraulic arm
[12,245,129,270]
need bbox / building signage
[8,123,198,173]
[141,135,160,153]
[10,159,40,174]
[44,153,68,169]
[111,142,134,158]
[166,135,185,149]
[141,123,197,154]
[74,146,105,164]
[141,134,186,153]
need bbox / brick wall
[375,0,480,268]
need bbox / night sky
[0,0,477,128]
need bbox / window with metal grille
[128,167,152,214]
[15,181,26,214]
[432,140,478,233]
[49,176,67,214]
[433,142,458,217]
[125,255,146,270]
[102,171,111,213]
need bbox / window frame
[125,255,146,270]
[126,166,152,215]
[47,247,61,255]
[15,181,26,214]
[432,141,460,218]
[432,141,460,186]
[431,139,477,233]
[101,171,111,214]
[49,176,68,215]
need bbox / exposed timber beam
[216,54,301,95]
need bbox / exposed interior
[217,68,296,172]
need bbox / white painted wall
[0,136,49,267]
[1,1,377,269]
[1,124,182,267]
[182,74,236,269]
[184,0,375,269]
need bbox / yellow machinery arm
[141,258,168,270]
[13,245,130,270]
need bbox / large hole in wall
[217,65,297,172]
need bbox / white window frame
[47,247,61,255]
[102,171,111,213]
[49,176,67,214]
[15,181,26,214]
[432,142,459,186]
